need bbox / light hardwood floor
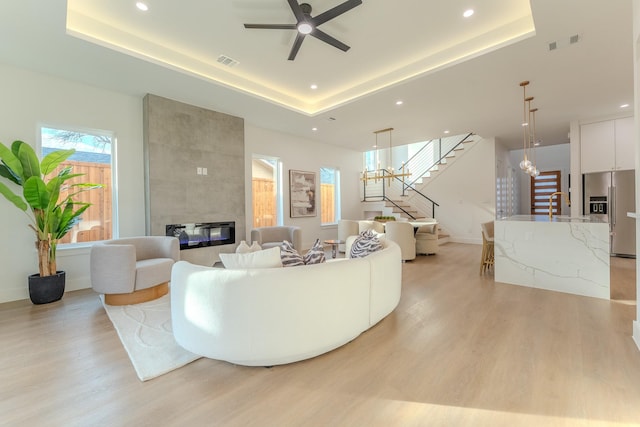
[1,243,639,427]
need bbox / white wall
[0,64,364,303]
[632,0,640,350]
[509,144,571,215]
[420,138,497,244]
[244,125,363,250]
[0,63,146,303]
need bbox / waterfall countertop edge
[497,215,607,223]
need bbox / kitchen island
[494,215,610,299]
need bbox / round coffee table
[323,239,345,259]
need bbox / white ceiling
[0,0,634,152]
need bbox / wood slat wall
[252,178,276,228]
[54,160,112,244]
[320,183,335,224]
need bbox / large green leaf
[0,182,27,211]
[0,163,20,185]
[41,149,75,175]
[23,176,49,210]
[0,142,23,182]
[17,142,40,179]
[46,176,62,211]
[54,202,90,239]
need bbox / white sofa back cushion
[218,247,283,269]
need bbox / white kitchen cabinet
[581,120,615,173]
[614,116,635,170]
[580,117,635,173]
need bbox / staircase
[362,133,477,216]
[361,133,478,244]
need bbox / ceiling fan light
[297,22,313,34]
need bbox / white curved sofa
[170,240,402,366]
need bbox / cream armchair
[90,236,180,305]
[415,221,439,255]
[250,226,302,251]
[384,221,416,261]
[337,220,359,252]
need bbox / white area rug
[101,293,201,381]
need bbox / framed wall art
[289,169,317,218]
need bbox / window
[320,167,340,225]
[252,155,282,227]
[40,126,115,244]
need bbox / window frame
[38,123,118,247]
[320,166,341,226]
[251,154,283,228]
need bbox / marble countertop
[498,214,607,223]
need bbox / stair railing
[361,169,439,219]
[361,132,474,219]
[400,132,474,194]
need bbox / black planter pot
[28,271,66,304]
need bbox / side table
[323,239,345,259]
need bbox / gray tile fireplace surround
[143,94,246,266]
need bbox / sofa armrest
[133,236,180,261]
[416,224,437,235]
[90,244,137,294]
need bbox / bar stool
[480,221,494,274]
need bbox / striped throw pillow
[280,240,305,267]
[303,239,326,265]
[350,230,383,258]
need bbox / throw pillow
[303,239,326,265]
[350,230,383,258]
[235,240,251,254]
[280,240,305,267]
[219,246,283,269]
[303,238,326,265]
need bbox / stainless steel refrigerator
[583,170,636,257]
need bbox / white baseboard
[65,276,91,293]
[0,288,29,304]
[633,321,640,352]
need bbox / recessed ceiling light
[310,84,318,90]
[312,127,318,131]
[463,9,474,18]
[620,103,630,108]
[136,2,149,11]
[395,100,403,106]
[444,130,450,134]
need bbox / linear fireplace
[166,221,235,250]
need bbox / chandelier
[361,127,411,186]
[519,81,540,177]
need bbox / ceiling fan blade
[312,0,362,26]
[244,24,297,30]
[288,33,306,60]
[287,0,305,22]
[310,29,350,52]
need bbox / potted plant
[0,140,101,304]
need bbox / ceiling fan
[244,0,363,61]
